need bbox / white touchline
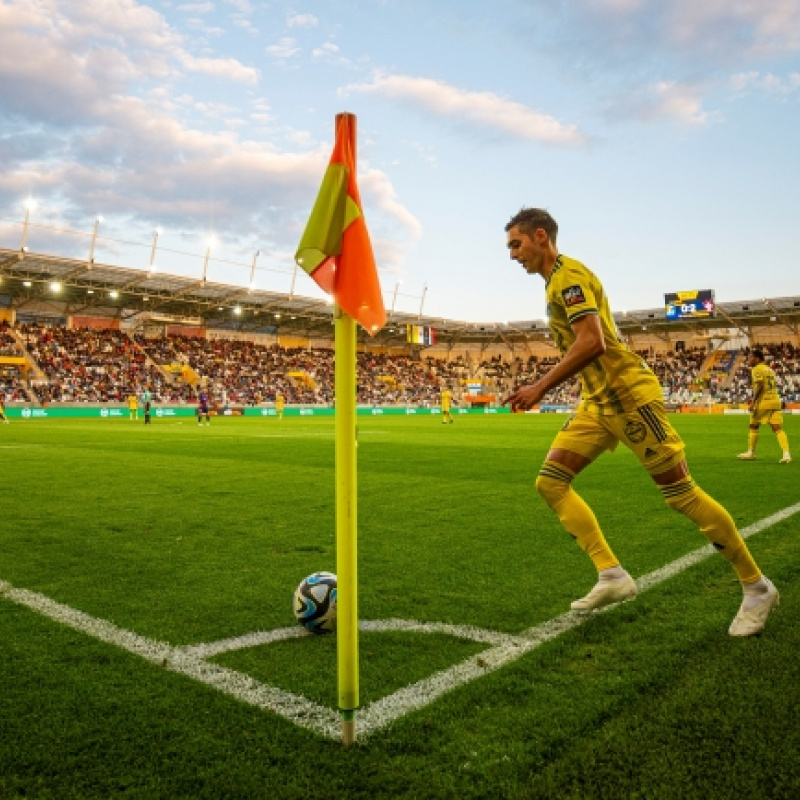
[1,499,798,741]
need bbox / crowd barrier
[3,406,511,419]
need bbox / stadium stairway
[8,326,47,383]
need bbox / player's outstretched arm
[503,314,605,410]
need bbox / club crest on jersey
[624,420,647,444]
[562,285,586,307]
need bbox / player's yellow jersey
[275,394,285,408]
[127,395,138,409]
[546,255,662,414]
[440,390,452,410]
[751,363,781,410]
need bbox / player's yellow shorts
[548,399,685,475]
[750,408,783,427]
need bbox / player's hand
[503,383,545,411]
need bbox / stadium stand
[4,318,800,410]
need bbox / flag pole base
[341,710,356,746]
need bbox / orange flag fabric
[295,113,386,334]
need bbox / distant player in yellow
[738,348,791,464]
[503,207,778,637]
[440,388,453,424]
[275,391,285,420]
[127,392,138,421]
[0,397,9,424]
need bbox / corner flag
[295,113,382,745]
[295,113,386,335]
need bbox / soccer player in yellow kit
[127,393,138,421]
[441,388,454,424]
[0,397,9,424]
[503,208,778,637]
[737,349,791,464]
[275,391,285,420]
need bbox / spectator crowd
[2,321,800,409]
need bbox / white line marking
[1,500,798,740]
[358,500,800,735]
[0,582,339,739]
[180,627,310,659]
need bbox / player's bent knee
[536,461,576,507]
[535,474,570,508]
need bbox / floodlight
[50,281,61,292]
[23,280,32,287]
[109,290,119,299]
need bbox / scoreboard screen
[664,290,715,321]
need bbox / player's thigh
[767,409,784,429]
[547,406,617,467]
[609,400,686,475]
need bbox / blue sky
[1,0,799,322]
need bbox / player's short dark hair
[751,348,765,362]
[505,208,558,244]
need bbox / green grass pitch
[1,413,799,799]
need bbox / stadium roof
[2,247,799,347]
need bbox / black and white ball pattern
[293,572,337,634]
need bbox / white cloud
[178,2,215,13]
[730,71,800,95]
[312,42,339,58]
[287,13,319,28]
[266,37,300,59]
[180,53,258,83]
[232,16,259,35]
[223,0,253,12]
[648,80,709,124]
[0,0,419,269]
[360,168,423,239]
[608,79,710,124]
[546,0,800,65]
[185,18,226,36]
[342,73,585,146]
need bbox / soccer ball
[293,572,337,634]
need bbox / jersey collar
[545,254,563,289]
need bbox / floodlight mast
[20,201,35,253]
[149,229,160,272]
[88,217,102,268]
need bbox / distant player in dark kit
[142,387,152,425]
[197,391,211,426]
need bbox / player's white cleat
[737,452,756,460]
[570,573,637,612]
[729,578,779,637]
[780,454,792,464]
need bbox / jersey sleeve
[552,266,599,324]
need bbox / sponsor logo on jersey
[644,447,657,458]
[624,419,648,444]
[562,285,587,307]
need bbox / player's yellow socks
[536,461,619,572]
[660,476,760,584]
[748,429,759,453]
[776,429,790,453]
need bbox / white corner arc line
[1,500,798,740]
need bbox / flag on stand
[406,324,437,346]
[295,114,386,335]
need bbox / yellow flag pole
[335,303,358,745]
